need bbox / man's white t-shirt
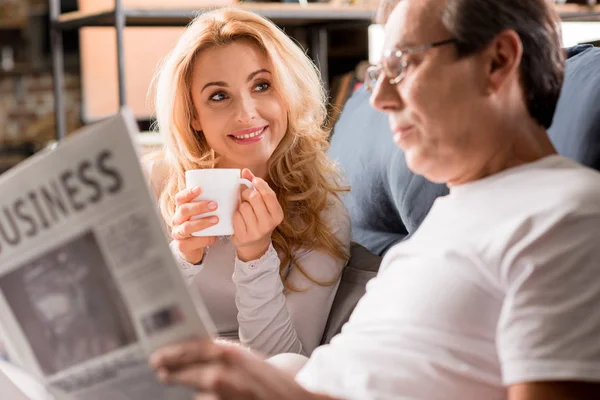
[296,155,600,400]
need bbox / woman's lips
[228,126,267,145]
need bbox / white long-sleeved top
[173,196,351,357]
[145,159,351,356]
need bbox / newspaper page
[0,365,30,400]
[0,109,216,400]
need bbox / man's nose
[370,76,403,113]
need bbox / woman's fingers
[241,168,255,182]
[252,178,283,224]
[172,217,219,240]
[175,186,202,207]
[173,235,216,255]
[173,201,218,226]
[233,211,247,238]
[238,201,259,235]
[240,189,271,230]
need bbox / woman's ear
[191,119,202,132]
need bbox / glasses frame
[366,38,457,92]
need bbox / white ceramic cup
[185,168,254,237]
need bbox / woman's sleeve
[232,198,352,356]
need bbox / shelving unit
[49,0,375,141]
[559,3,600,21]
[49,1,600,141]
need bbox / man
[149,0,600,399]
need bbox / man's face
[370,0,496,184]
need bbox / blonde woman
[145,8,351,357]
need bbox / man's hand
[508,381,600,400]
[149,339,335,400]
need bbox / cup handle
[239,178,255,190]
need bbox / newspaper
[0,366,29,400]
[0,109,216,399]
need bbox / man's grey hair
[442,0,565,129]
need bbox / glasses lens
[365,65,381,92]
[384,51,405,82]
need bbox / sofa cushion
[321,242,382,344]
[328,86,449,256]
[548,45,600,171]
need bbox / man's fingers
[194,394,219,400]
[175,186,202,207]
[161,364,228,391]
[163,364,258,400]
[151,340,318,400]
[150,339,224,370]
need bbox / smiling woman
[189,41,287,179]
[143,8,351,358]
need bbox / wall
[0,72,82,172]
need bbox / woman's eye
[209,92,228,102]
[254,82,270,92]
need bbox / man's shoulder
[507,155,600,215]
[541,157,600,213]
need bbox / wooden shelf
[0,56,80,78]
[0,18,27,30]
[557,4,600,21]
[52,2,600,30]
[55,3,376,29]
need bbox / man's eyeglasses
[365,38,457,92]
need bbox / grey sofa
[320,44,600,344]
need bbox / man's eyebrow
[395,41,417,50]
[247,69,271,82]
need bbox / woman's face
[190,40,288,177]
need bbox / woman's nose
[235,94,258,124]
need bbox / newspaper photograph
[0,109,216,399]
[0,231,137,376]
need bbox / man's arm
[149,338,340,400]
[509,381,600,400]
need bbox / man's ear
[485,29,523,94]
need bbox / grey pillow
[321,242,382,344]
[548,45,600,171]
[328,87,449,256]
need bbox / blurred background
[0,0,599,176]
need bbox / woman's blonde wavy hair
[151,7,349,287]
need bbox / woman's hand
[171,186,219,264]
[233,169,284,262]
[149,338,332,400]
